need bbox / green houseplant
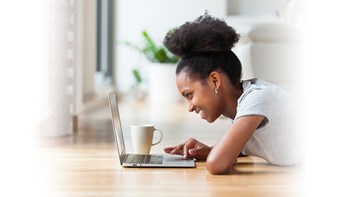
[125,30,181,103]
[125,30,179,64]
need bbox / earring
[213,81,218,94]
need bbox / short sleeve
[235,88,272,125]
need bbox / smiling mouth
[196,109,206,119]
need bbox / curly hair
[163,12,242,86]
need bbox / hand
[163,138,211,160]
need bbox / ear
[209,71,221,88]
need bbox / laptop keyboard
[125,154,164,164]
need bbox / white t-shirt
[233,78,300,166]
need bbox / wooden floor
[38,100,302,197]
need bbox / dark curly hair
[163,13,242,85]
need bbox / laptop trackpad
[164,154,195,165]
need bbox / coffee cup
[130,124,163,154]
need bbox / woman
[163,13,300,175]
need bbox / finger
[170,145,184,155]
[189,146,211,160]
[188,148,197,155]
[183,140,197,158]
[163,146,176,153]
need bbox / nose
[188,103,195,112]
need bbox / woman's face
[176,70,223,123]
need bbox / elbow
[206,155,233,175]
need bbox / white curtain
[40,0,78,137]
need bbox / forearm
[206,144,239,175]
[205,116,263,174]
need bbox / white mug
[130,124,163,154]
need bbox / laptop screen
[108,91,126,164]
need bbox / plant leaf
[132,69,142,84]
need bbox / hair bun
[163,13,240,58]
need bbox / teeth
[199,110,205,119]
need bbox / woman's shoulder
[242,78,292,96]
[242,78,277,89]
[240,78,273,100]
[239,78,294,106]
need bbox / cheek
[204,96,222,120]
[194,88,212,105]
[193,93,213,111]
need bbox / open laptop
[108,91,195,168]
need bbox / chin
[208,114,222,123]
[205,117,217,123]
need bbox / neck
[221,82,243,119]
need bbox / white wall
[114,0,227,93]
[227,0,288,16]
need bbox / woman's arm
[206,115,264,175]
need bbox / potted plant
[125,30,181,103]
[124,31,179,63]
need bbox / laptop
[108,91,196,168]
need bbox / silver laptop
[108,91,195,168]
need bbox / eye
[183,92,193,100]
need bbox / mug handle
[152,128,163,146]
